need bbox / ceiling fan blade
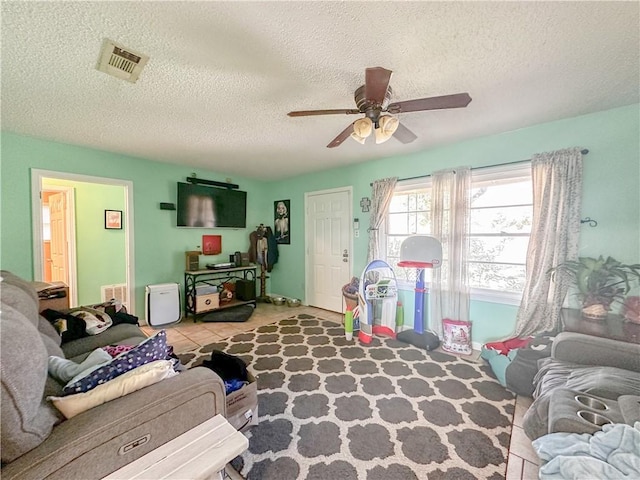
[365,67,392,105]
[393,122,418,144]
[387,92,472,114]
[288,109,360,117]
[327,122,356,148]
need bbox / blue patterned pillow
[63,330,169,395]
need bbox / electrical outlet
[354,229,359,238]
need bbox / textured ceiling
[2,2,638,181]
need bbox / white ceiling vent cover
[97,39,149,83]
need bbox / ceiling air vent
[96,38,149,83]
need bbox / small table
[184,266,257,319]
[561,308,640,345]
[103,415,248,480]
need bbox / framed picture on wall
[274,200,290,244]
[105,210,122,229]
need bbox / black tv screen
[177,182,247,228]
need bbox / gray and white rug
[177,314,515,480]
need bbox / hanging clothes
[248,224,279,272]
[264,226,279,272]
[248,225,265,264]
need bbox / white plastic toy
[358,260,397,344]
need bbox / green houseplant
[549,256,640,320]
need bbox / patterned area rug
[177,314,515,480]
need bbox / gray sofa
[523,331,640,440]
[1,271,227,480]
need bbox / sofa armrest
[552,332,640,373]
[1,367,225,480]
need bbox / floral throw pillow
[63,330,169,395]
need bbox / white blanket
[532,422,640,479]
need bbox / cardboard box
[195,293,219,313]
[225,372,258,432]
[38,286,70,313]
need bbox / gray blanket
[533,422,640,479]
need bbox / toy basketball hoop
[396,235,442,349]
[397,235,442,270]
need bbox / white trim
[469,287,522,306]
[471,162,531,183]
[396,176,434,189]
[397,282,522,306]
[31,169,136,314]
[304,186,353,310]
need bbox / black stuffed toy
[201,350,248,382]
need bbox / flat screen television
[177,182,247,228]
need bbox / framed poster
[274,200,290,244]
[105,210,122,229]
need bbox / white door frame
[304,186,353,310]
[31,169,136,314]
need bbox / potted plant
[549,256,640,320]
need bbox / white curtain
[367,177,397,263]
[430,167,471,338]
[514,147,584,337]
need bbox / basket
[342,284,359,311]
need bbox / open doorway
[41,186,76,289]
[31,170,136,313]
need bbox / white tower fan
[145,283,181,326]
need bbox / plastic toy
[395,235,443,349]
[344,308,354,341]
[358,260,397,344]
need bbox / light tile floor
[142,302,539,480]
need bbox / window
[383,164,532,298]
[385,180,433,284]
[468,165,532,293]
[42,205,51,241]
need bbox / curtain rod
[371,149,589,185]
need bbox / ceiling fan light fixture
[351,117,373,144]
[350,132,367,144]
[374,115,399,144]
[353,117,373,137]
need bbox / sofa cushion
[565,366,640,400]
[37,316,64,357]
[0,272,64,358]
[63,331,169,395]
[49,360,177,419]
[1,304,61,463]
[62,323,146,360]
[0,271,39,326]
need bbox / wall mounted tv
[177,182,247,228]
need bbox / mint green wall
[1,133,269,314]
[2,104,638,343]
[265,104,640,344]
[44,179,127,305]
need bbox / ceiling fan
[288,67,472,148]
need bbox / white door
[305,188,352,312]
[49,192,69,286]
